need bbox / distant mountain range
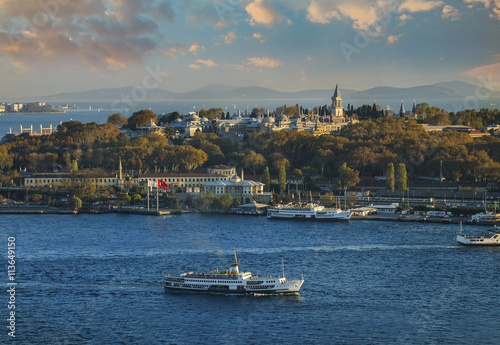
[40,81,499,102]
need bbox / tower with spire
[399,101,406,118]
[331,84,344,118]
[411,101,417,119]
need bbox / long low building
[20,165,272,203]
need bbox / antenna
[281,257,285,278]
[233,249,238,266]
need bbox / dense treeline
[0,109,499,188]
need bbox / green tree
[211,194,232,210]
[262,166,271,191]
[395,163,407,190]
[117,192,131,205]
[386,162,395,191]
[278,165,286,194]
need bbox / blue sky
[0,0,499,98]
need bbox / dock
[115,206,186,216]
[0,205,76,214]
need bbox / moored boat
[456,224,500,246]
[267,203,351,221]
[164,251,304,294]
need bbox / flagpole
[147,185,150,211]
[156,181,159,211]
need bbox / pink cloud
[245,0,286,27]
[247,57,283,68]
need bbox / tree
[386,162,395,191]
[132,194,141,205]
[211,194,232,210]
[278,165,286,194]
[313,149,332,176]
[107,113,128,127]
[179,146,208,171]
[243,150,266,175]
[127,109,157,129]
[72,196,82,210]
[339,162,360,190]
[117,192,131,205]
[262,166,271,191]
[0,146,13,171]
[339,163,359,209]
[395,163,407,190]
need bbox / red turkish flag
[158,180,169,190]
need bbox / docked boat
[267,203,351,221]
[164,251,304,294]
[456,225,500,246]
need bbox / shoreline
[0,111,64,115]
[1,205,498,226]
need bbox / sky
[0,0,499,98]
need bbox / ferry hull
[267,211,351,221]
[164,279,304,295]
[457,233,500,246]
[164,251,304,296]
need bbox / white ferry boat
[164,251,304,294]
[267,203,351,221]
[457,225,500,246]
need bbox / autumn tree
[127,109,157,129]
[107,113,128,127]
[339,162,360,190]
[0,146,13,171]
[179,146,208,171]
[339,163,359,209]
[243,150,266,175]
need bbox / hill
[39,81,496,102]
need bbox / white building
[204,173,271,203]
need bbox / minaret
[399,101,405,117]
[411,101,417,119]
[331,84,344,118]
[119,156,123,180]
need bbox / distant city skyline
[0,0,499,98]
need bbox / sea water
[1,213,499,344]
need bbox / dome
[201,117,209,122]
[188,112,200,121]
[263,116,275,123]
[276,114,289,122]
[174,118,182,122]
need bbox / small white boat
[164,250,304,294]
[457,224,500,246]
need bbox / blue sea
[1,97,499,137]
[2,213,500,344]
